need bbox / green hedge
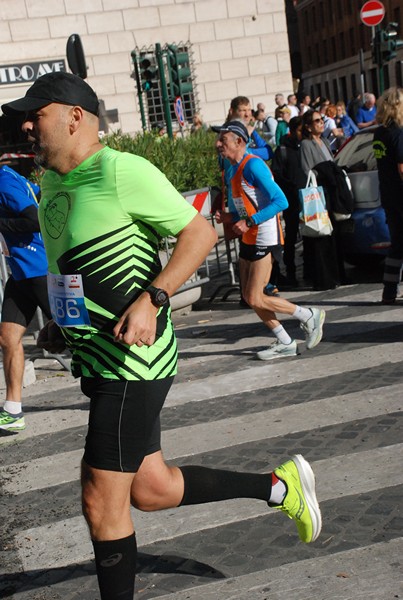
[102,129,221,193]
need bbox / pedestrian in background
[275,106,291,146]
[2,72,322,600]
[347,89,363,125]
[300,110,341,290]
[271,116,306,287]
[372,86,403,304]
[356,93,377,129]
[335,101,359,138]
[323,104,344,152]
[253,105,277,147]
[299,92,312,115]
[0,157,51,432]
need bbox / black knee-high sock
[92,532,137,600]
[178,466,272,505]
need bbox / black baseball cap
[1,71,99,116]
[219,120,249,143]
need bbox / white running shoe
[300,308,325,350]
[257,339,298,361]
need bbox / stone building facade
[0,0,294,134]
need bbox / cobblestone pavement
[0,267,402,600]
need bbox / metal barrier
[180,186,240,302]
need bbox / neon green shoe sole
[272,454,322,543]
[0,410,25,432]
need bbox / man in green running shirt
[2,73,321,600]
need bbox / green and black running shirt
[39,146,197,381]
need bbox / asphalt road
[0,273,402,600]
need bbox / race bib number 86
[47,273,91,327]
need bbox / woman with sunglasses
[300,111,334,173]
[299,110,343,290]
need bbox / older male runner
[215,121,326,360]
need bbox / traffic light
[373,23,403,66]
[382,23,403,62]
[139,53,158,92]
[166,44,193,99]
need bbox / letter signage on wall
[0,60,66,86]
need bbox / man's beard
[33,145,48,169]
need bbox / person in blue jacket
[0,162,51,432]
[335,101,359,138]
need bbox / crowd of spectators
[218,89,379,292]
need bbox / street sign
[174,96,185,127]
[360,1,385,27]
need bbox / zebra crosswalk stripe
[1,282,402,599]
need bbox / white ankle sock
[293,306,312,323]
[4,401,22,415]
[272,325,293,345]
[269,477,287,504]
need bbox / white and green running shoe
[271,454,322,543]
[0,410,25,432]
[301,308,326,350]
[257,339,298,361]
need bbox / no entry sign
[360,1,385,27]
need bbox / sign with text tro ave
[360,0,385,27]
[174,96,185,127]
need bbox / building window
[359,24,366,49]
[328,0,334,25]
[323,39,328,65]
[370,68,379,97]
[308,46,313,69]
[331,37,336,62]
[349,28,356,56]
[333,80,339,102]
[319,2,325,27]
[393,7,400,32]
[350,73,357,96]
[339,32,345,60]
[304,10,310,34]
[340,76,347,103]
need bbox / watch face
[155,289,168,305]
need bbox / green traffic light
[166,45,193,100]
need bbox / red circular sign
[360,1,385,26]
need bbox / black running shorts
[1,275,51,327]
[239,241,283,263]
[81,376,174,473]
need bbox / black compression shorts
[81,376,174,472]
[1,275,51,327]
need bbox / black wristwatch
[245,216,255,228]
[145,285,169,307]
